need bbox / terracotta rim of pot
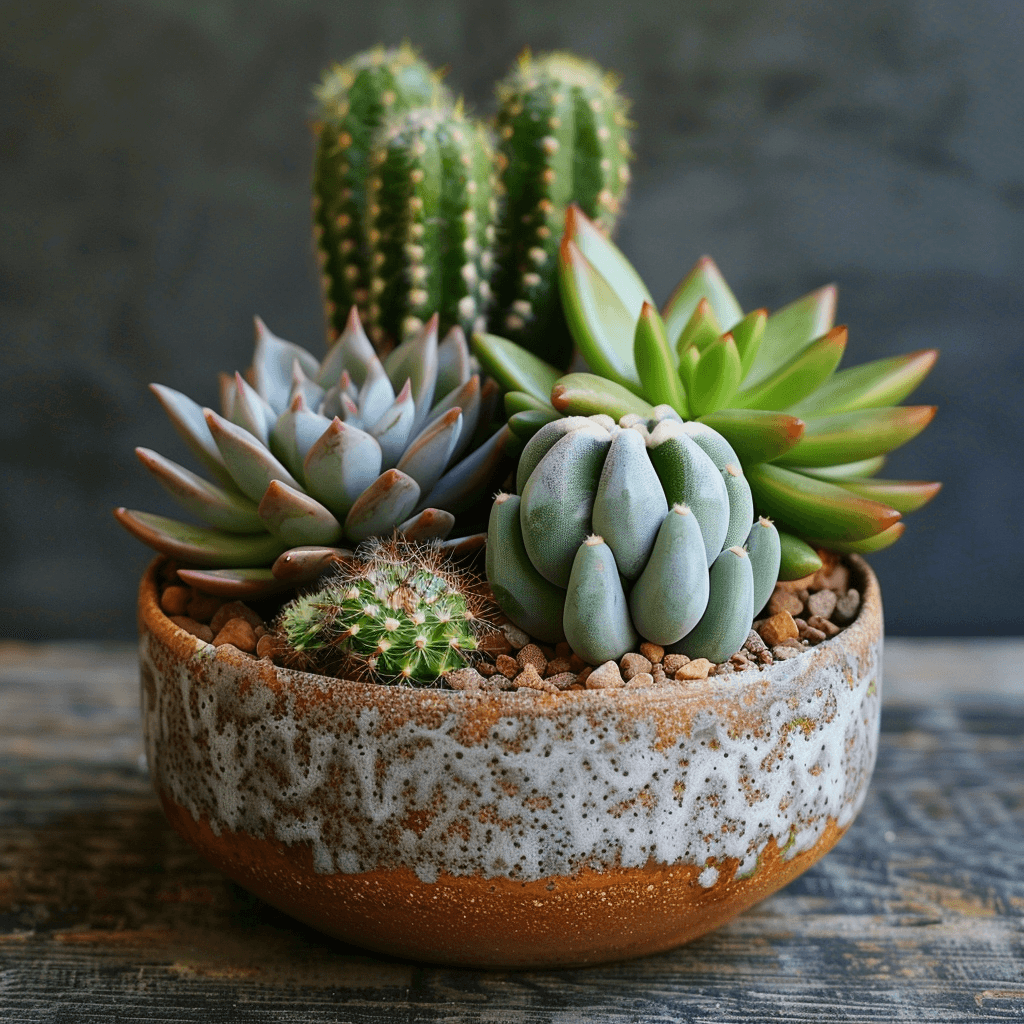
[139,554,883,969]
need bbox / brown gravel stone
[476,661,497,676]
[517,644,548,675]
[169,616,214,643]
[758,610,800,647]
[806,589,838,620]
[478,630,513,656]
[625,672,655,689]
[663,654,691,675]
[676,658,713,680]
[546,672,578,690]
[495,654,519,678]
[545,657,572,676]
[446,667,486,690]
[185,592,222,624]
[801,625,828,644]
[502,624,530,650]
[492,675,516,690]
[651,664,668,685]
[780,637,805,650]
[767,587,804,617]
[210,601,264,635]
[160,585,191,617]
[620,652,653,680]
[639,642,664,664]
[815,561,850,594]
[585,661,624,689]
[808,614,841,638]
[772,645,803,661]
[212,617,257,653]
[515,664,558,692]
[569,654,589,673]
[576,667,593,686]
[256,633,289,660]
[833,588,861,626]
[743,629,773,665]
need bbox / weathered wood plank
[0,641,1021,1021]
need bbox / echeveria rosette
[116,308,511,597]
[473,205,941,579]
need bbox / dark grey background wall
[2,0,1022,640]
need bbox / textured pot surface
[139,556,883,968]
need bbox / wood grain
[0,640,1021,1021]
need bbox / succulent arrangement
[312,46,630,364]
[115,309,509,597]
[487,410,781,665]
[277,536,488,683]
[474,205,941,580]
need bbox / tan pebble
[639,642,664,664]
[577,666,593,685]
[620,652,653,679]
[517,644,547,674]
[169,616,214,644]
[676,658,713,680]
[514,663,557,692]
[476,661,497,676]
[502,624,530,649]
[491,674,516,690]
[772,645,803,661]
[758,610,800,647]
[446,667,486,690]
[545,657,572,676]
[767,587,804,618]
[806,589,838,620]
[554,641,572,659]
[663,654,691,674]
[160,585,190,616]
[254,625,267,639]
[651,664,668,685]
[478,630,513,656]
[210,601,264,635]
[568,653,588,673]
[495,654,519,678]
[213,617,257,653]
[185,591,222,623]
[814,561,850,594]
[833,588,861,626]
[256,633,289,660]
[801,626,827,644]
[624,671,655,689]
[546,672,578,690]
[780,637,805,650]
[586,661,624,689]
[808,614,841,638]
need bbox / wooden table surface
[1,638,1022,1022]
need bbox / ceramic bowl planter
[138,554,882,969]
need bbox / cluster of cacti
[474,205,940,579]
[312,46,631,363]
[116,309,509,597]
[487,411,781,665]
[277,537,487,683]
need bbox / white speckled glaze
[139,555,883,966]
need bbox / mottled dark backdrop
[2,0,1021,640]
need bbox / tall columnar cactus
[277,537,488,684]
[313,45,448,342]
[115,309,510,597]
[489,52,632,369]
[365,105,497,349]
[474,206,941,579]
[486,411,781,664]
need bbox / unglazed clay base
[139,556,882,968]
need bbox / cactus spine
[365,106,497,349]
[487,410,773,665]
[490,51,632,368]
[277,537,487,683]
[313,46,447,342]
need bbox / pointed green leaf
[113,508,284,567]
[344,469,421,542]
[734,326,847,411]
[732,308,767,379]
[366,379,416,469]
[745,285,837,388]
[436,325,472,398]
[558,239,641,390]
[205,408,304,502]
[383,312,439,437]
[697,409,805,464]
[150,383,237,490]
[773,406,937,467]
[673,298,722,359]
[317,305,377,389]
[470,331,561,405]
[788,349,939,416]
[303,418,383,519]
[508,407,561,440]
[551,372,656,421]
[678,343,700,395]
[633,302,688,416]
[746,463,901,542]
[831,478,941,515]
[258,480,344,547]
[504,390,554,418]
[777,531,823,581]
[689,334,743,417]
[252,316,320,415]
[806,522,906,554]
[800,456,887,480]
[419,424,514,516]
[662,256,743,345]
[396,408,463,496]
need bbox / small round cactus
[276,536,491,684]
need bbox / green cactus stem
[313,45,447,342]
[277,536,490,684]
[365,105,497,350]
[489,51,632,368]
